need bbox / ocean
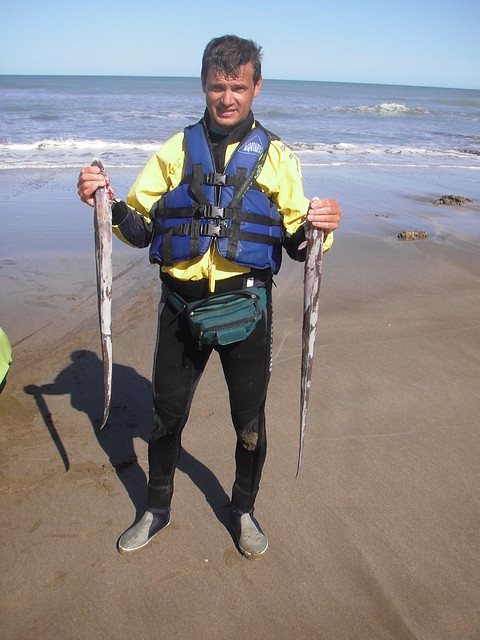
[1,75,479,171]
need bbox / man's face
[202,63,262,131]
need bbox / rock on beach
[432,194,473,206]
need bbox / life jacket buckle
[197,205,225,219]
[204,172,227,186]
[199,221,225,237]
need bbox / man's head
[201,35,263,86]
[201,35,263,131]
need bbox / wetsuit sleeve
[111,200,153,248]
[283,224,307,261]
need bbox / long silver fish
[297,222,324,476]
[91,158,112,429]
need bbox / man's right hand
[77,165,106,207]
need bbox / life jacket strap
[188,164,211,205]
[203,172,236,187]
[152,204,225,221]
[183,170,245,189]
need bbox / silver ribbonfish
[297,222,324,476]
[92,158,112,429]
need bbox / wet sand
[1,167,480,638]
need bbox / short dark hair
[201,35,263,85]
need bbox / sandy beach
[1,165,480,639]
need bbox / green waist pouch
[167,287,267,347]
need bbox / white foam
[0,138,161,152]
[290,141,480,162]
[331,103,430,115]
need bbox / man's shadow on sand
[25,349,231,529]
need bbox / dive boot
[230,507,268,559]
[118,507,170,554]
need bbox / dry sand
[1,172,480,639]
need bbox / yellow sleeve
[126,132,185,218]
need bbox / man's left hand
[307,197,342,234]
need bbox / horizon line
[0,73,478,92]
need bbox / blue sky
[1,0,479,89]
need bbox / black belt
[160,269,271,302]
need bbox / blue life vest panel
[149,121,284,273]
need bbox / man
[78,35,341,559]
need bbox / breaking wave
[0,138,161,153]
[1,138,479,171]
[0,138,163,169]
[332,103,430,115]
[288,141,480,169]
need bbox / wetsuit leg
[218,287,273,512]
[148,296,211,508]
